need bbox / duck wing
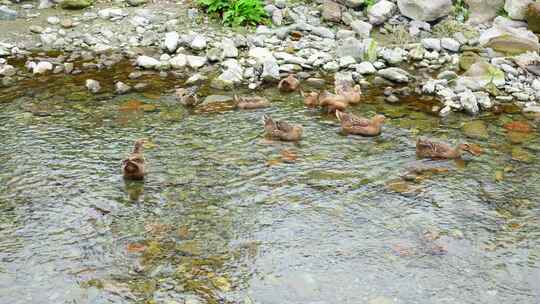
[276,120,294,132]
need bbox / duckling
[300,90,319,107]
[175,86,200,107]
[336,84,362,104]
[319,90,349,113]
[278,74,300,92]
[122,139,146,180]
[234,94,271,109]
[263,114,303,142]
[336,110,385,136]
[416,138,480,159]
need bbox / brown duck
[300,90,319,107]
[263,114,303,142]
[234,94,271,109]
[122,139,146,180]
[416,138,480,159]
[336,110,385,136]
[278,74,300,92]
[319,91,349,113]
[175,86,200,107]
[336,84,362,104]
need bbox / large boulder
[397,0,452,21]
[60,0,93,9]
[526,2,540,33]
[479,17,539,54]
[464,0,504,24]
[322,0,342,23]
[367,0,396,25]
[454,60,505,91]
[336,37,364,61]
[504,0,533,20]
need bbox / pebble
[86,79,101,94]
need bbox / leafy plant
[196,0,268,26]
[497,7,509,17]
[364,0,375,9]
[452,0,469,22]
[223,0,268,26]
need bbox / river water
[0,62,539,304]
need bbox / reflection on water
[0,66,539,304]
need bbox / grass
[196,0,268,26]
[432,18,479,39]
[379,24,417,46]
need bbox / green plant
[196,0,268,26]
[497,7,509,17]
[452,0,469,22]
[223,0,268,26]
[365,0,375,9]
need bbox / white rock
[47,16,60,25]
[190,35,207,50]
[136,55,160,69]
[86,79,101,94]
[351,20,372,38]
[504,0,532,20]
[249,47,274,64]
[169,54,187,69]
[261,58,280,81]
[377,67,411,82]
[474,91,493,109]
[0,64,15,76]
[33,61,53,74]
[221,38,238,58]
[367,0,396,25]
[458,90,479,115]
[115,81,131,94]
[441,38,460,52]
[164,31,179,53]
[356,61,376,74]
[187,55,207,69]
[397,0,452,21]
[339,56,357,67]
[421,38,442,51]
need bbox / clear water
[1,64,539,304]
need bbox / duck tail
[263,114,273,126]
[335,110,345,122]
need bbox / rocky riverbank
[1,0,540,116]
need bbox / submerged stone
[61,0,93,9]
[462,120,488,139]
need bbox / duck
[416,138,480,159]
[319,90,349,113]
[278,74,300,92]
[263,114,303,142]
[175,86,200,107]
[300,90,319,107]
[336,110,385,136]
[122,139,146,180]
[234,94,271,109]
[336,84,362,104]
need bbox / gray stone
[34,61,53,74]
[86,79,101,94]
[0,64,15,77]
[356,61,376,74]
[249,47,274,64]
[136,55,160,69]
[351,20,372,38]
[458,90,479,115]
[465,0,504,24]
[377,67,411,82]
[169,54,187,69]
[437,70,458,80]
[311,26,335,39]
[275,0,286,9]
[127,0,147,6]
[336,29,356,40]
[337,37,364,61]
[272,9,283,26]
[164,31,179,53]
[38,0,55,9]
[0,5,17,20]
[441,38,460,52]
[190,35,207,50]
[323,61,340,72]
[479,18,539,53]
[262,58,280,81]
[207,48,225,62]
[339,56,357,67]
[30,25,44,34]
[380,48,407,64]
[367,0,396,25]
[474,91,493,108]
[211,59,243,89]
[421,38,442,51]
[504,0,532,20]
[322,1,342,23]
[187,55,207,69]
[115,81,131,94]
[47,16,60,25]
[221,38,238,58]
[397,0,452,21]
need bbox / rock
[127,0,147,6]
[33,61,53,74]
[261,58,280,81]
[465,0,504,24]
[275,0,286,9]
[322,0,342,23]
[115,82,131,94]
[272,9,283,26]
[437,71,458,80]
[98,8,126,19]
[459,51,480,70]
[323,61,339,72]
[380,48,406,64]
[47,16,60,25]
[526,3,540,33]
[474,91,493,109]
[377,67,411,83]
[187,55,207,69]
[169,54,187,69]
[190,35,207,50]
[367,0,396,25]
[397,0,452,21]
[86,79,101,93]
[458,90,480,115]
[504,0,532,20]
[441,38,460,52]
[339,56,356,67]
[0,5,17,20]
[249,47,274,64]
[60,0,93,10]
[336,0,363,8]
[211,59,243,89]
[351,20,372,38]
[30,25,44,34]
[311,26,335,39]
[455,61,505,91]
[462,120,488,139]
[0,64,15,77]
[202,95,233,105]
[356,61,376,74]
[479,18,539,54]
[221,38,238,58]
[207,48,224,62]
[61,19,75,28]
[336,29,356,40]
[337,37,364,61]
[38,0,55,9]
[136,55,160,69]
[421,38,441,51]
[164,32,179,53]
